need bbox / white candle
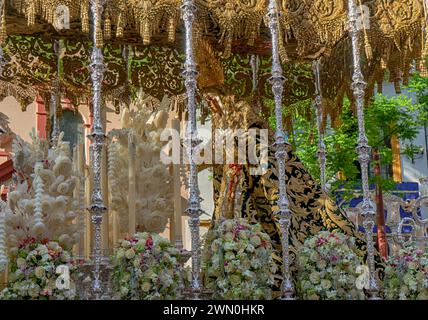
[77,131,85,257]
[128,131,136,236]
[171,118,183,248]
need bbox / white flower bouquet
[296,230,365,300]
[112,232,185,300]
[384,246,428,300]
[202,218,276,299]
[0,238,77,300]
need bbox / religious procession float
[0,0,427,301]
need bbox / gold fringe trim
[0,5,6,44]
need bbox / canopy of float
[0,0,426,122]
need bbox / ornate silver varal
[181,0,204,297]
[312,59,327,193]
[267,0,294,300]
[88,0,107,299]
[50,40,62,146]
[347,0,380,300]
[50,90,60,146]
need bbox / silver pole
[347,0,380,300]
[181,0,204,297]
[312,59,327,193]
[88,0,107,300]
[266,0,294,300]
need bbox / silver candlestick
[266,0,294,300]
[312,59,327,193]
[347,0,380,300]
[88,0,107,300]
[181,0,205,298]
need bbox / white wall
[0,97,37,143]
[381,83,428,183]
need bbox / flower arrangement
[384,246,428,300]
[202,218,276,300]
[0,238,77,300]
[296,229,365,300]
[112,232,185,300]
[108,93,173,235]
[5,132,80,250]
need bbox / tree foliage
[266,78,426,200]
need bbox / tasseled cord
[104,8,111,40]
[278,21,289,63]
[27,0,36,26]
[116,13,124,38]
[0,5,6,44]
[357,0,372,60]
[81,1,90,34]
[95,0,103,48]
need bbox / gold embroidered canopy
[0,0,427,122]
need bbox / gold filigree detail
[208,0,265,57]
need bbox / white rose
[224,252,235,260]
[121,240,131,248]
[61,252,71,263]
[321,279,332,290]
[120,286,129,296]
[125,249,135,259]
[408,262,417,270]
[35,266,45,279]
[317,259,327,269]
[133,257,142,268]
[223,220,235,232]
[309,272,320,284]
[310,252,319,262]
[16,257,26,269]
[229,275,241,286]
[326,290,337,299]
[48,242,60,251]
[250,258,261,268]
[250,236,261,247]
[28,284,40,298]
[141,282,151,292]
[223,241,236,251]
[246,244,255,253]
[224,232,234,241]
[116,248,125,259]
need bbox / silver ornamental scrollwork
[267,0,294,300]
[88,0,107,300]
[347,0,380,300]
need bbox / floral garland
[296,230,365,300]
[384,246,428,300]
[202,218,276,300]
[0,238,77,300]
[112,232,185,300]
